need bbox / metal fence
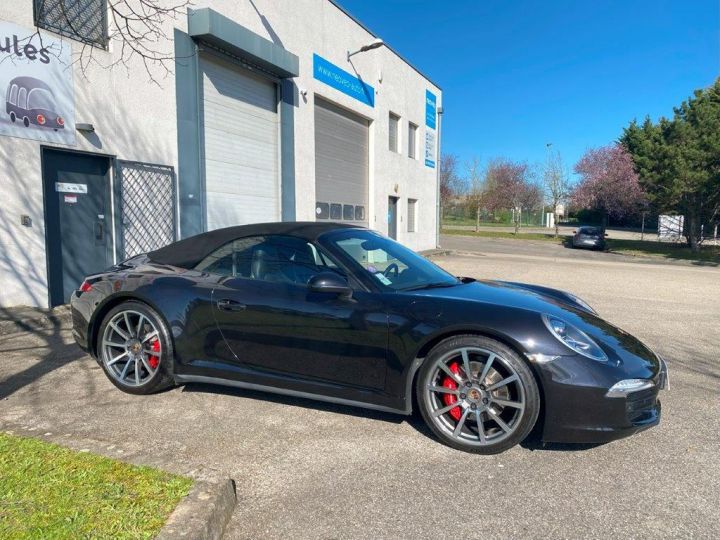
[443,205,545,227]
[116,160,177,260]
[34,0,108,48]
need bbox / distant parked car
[572,226,607,250]
[5,76,65,130]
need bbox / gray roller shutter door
[200,53,279,230]
[314,98,369,226]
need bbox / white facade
[0,0,441,308]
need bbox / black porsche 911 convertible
[71,222,667,454]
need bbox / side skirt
[174,374,410,416]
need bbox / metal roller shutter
[314,98,369,226]
[200,53,279,230]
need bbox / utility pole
[544,142,552,228]
[435,106,444,248]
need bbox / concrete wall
[0,0,440,307]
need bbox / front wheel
[97,301,174,395]
[416,335,540,454]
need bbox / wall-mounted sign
[313,53,375,107]
[424,90,437,168]
[0,21,75,144]
[56,182,87,194]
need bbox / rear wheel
[97,301,174,395]
[416,335,540,454]
[9,111,15,122]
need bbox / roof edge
[327,0,442,91]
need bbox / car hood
[415,279,592,314]
[411,279,660,374]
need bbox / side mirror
[573,230,577,234]
[308,272,352,298]
[605,233,609,237]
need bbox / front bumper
[536,355,667,444]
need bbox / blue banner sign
[425,89,437,167]
[313,54,375,107]
[425,90,437,129]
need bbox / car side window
[9,84,18,106]
[194,237,265,278]
[196,235,341,286]
[17,87,27,109]
[251,235,326,285]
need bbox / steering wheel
[383,263,400,278]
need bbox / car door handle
[217,299,247,312]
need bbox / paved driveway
[1,238,718,538]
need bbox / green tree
[621,79,720,251]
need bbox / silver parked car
[572,226,607,250]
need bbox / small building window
[330,203,342,220]
[408,122,418,159]
[316,202,330,219]
[389,112,400,153]
[34,0,109,49]
[407,199,417,233]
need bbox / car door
[209,235,390,394]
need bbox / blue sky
[338,0,719,179]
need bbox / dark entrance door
[42,149,113,306]
[388,196,398,240]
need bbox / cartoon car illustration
[5,76,65,130]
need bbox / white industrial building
[0,0,442,307]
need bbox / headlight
[606,379,654,397]
[542,314,608,362]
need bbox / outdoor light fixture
[347,38,384,61]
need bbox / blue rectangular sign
[425,90,437,129]
[313,54,375,107]
[425,89,437,167]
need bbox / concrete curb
[157,476,237,540]
[419,248,454,258]
[0,305,72,336]
[1,422,237,540]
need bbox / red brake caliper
[441,362,462,421]
[148,337,160,369]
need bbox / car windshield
[27,88,57,111]
[323,229,459,291]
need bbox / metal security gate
[116,160,177,260]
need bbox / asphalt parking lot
[1,236,718,539]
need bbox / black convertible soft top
[147,222,363,268]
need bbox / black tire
[23,117,29,127]
[416,335,540,454]
[9,112,15,122]
[96,301,175,395]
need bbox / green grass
[441,228,567,242]
[607,239,720,265]
[0,433,193,540]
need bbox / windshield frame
[318,228,460,293]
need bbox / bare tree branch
[32,0,195,85]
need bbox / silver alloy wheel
[101,310,161,387]
[424,347,526,447]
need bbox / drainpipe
[435,106,444,249]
